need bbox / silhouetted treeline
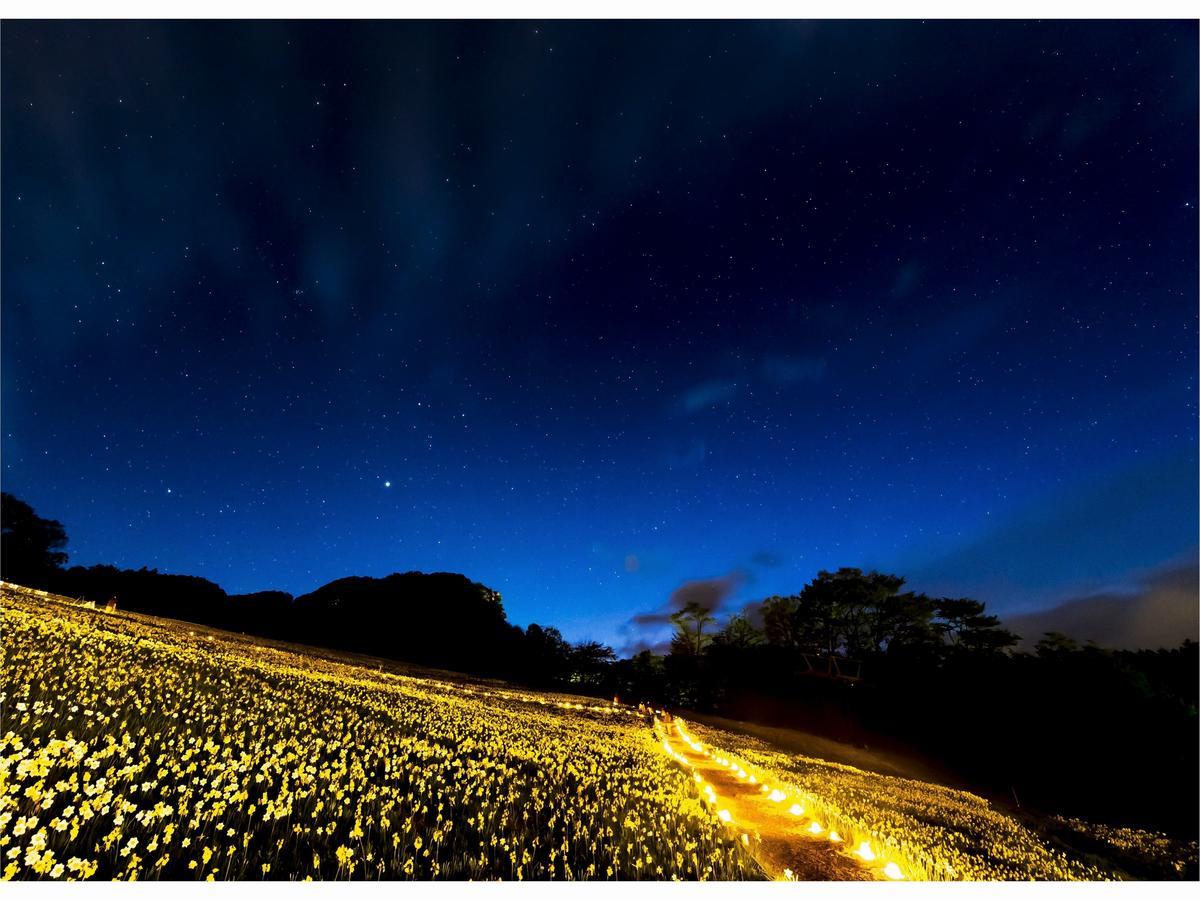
[44,564,526,675]
[0,492,613,684]
[3,492,1196,835]
[599,569,1199,837]
[0,493,68,588]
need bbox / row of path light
[655,714,909,881]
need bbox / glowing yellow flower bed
[0,589,759,881]
[678,717,1189,881]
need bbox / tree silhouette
[1035,631,1081,657]
[522,623,572,685]
[935,597,1019,654]
[669,601,716,656]
[761,594,806,648]
[713,613,762,650]
[1,493,68,588]
[568,640,617,687]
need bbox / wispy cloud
[679,379,742,414]
[903,448,1199,613]
[621,570,745,653]
[750,550,784,568]
[759,354,826,386]
[1004,558,1199,650]
[662,438,707,469]
[677,352,826,416]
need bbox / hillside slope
[2,583,1193,881]
[1,584,755,881]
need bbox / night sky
[3,21,1196,651]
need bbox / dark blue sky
[3,21,1196,650]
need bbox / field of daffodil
[677,716,1195,880]
[0,586,761,881]
[1045,816,1197,880]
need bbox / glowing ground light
[656,717,920,882]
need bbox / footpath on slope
[657,716,879,881]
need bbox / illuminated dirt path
[657,718,877,881]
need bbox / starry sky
[3,20,1197,651]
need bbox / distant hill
[291,572,522,672]
[46,564,521,676]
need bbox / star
[384,481,391,488]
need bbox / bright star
[384,481,391,488]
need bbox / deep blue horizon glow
[3,21,1196,651]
